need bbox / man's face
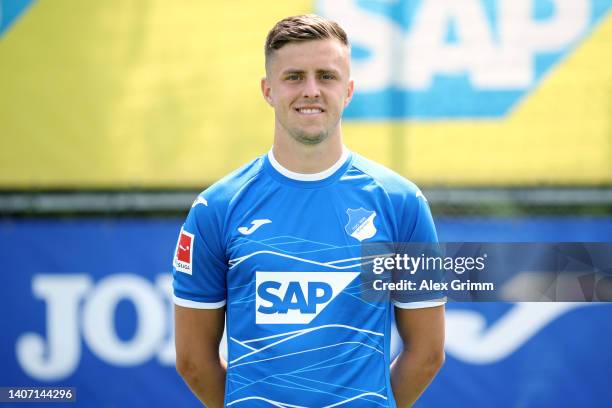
[262,39,354,145]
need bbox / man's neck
[272,132,345,174]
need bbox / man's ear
[344,79,355,108]
[261,77,273,106]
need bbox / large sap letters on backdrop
[319,0,610,118]
[1,0,611,187]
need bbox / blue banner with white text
[1,217,611,407]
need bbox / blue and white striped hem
[393,297,447,309]
[173,295,226,309]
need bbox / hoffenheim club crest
[345,208,377,242]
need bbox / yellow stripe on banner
[0,2,610,187]
[346,14,612,186]
[0,1,312,188]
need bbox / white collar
[267,146,350,181]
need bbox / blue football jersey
[173,148,445,407]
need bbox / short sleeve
[393,189,446,309]
[402,190,438,243]
[172,196,227,309]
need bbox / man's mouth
[295,107,324,115]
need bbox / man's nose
[302,76,321,98]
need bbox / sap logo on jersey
[256,272,359,324]
[318,0,612,118]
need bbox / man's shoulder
[194,155,266,210]
[349,153,423,200]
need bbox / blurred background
[1,0,611,406]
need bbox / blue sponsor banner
[421,217,612,408]
[1,217,611,407]
[0,219,199,407]
[318,0,612,119]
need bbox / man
[173,14,445,408]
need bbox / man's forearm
[178,356,227,408]
[390,349,444,408]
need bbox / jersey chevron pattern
[173,148,444,407]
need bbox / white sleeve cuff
[173,295,226,309]
[393,297,447,309]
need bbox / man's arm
[175,305,226,408]
[391,305,445,408]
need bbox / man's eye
[321,73,336,80]
[286,74,301,80]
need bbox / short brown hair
[264,14,349,66]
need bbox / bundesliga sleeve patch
[174,228,194,275]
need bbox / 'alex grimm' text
[373,279,495,292]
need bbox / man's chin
[291,129,328,145]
